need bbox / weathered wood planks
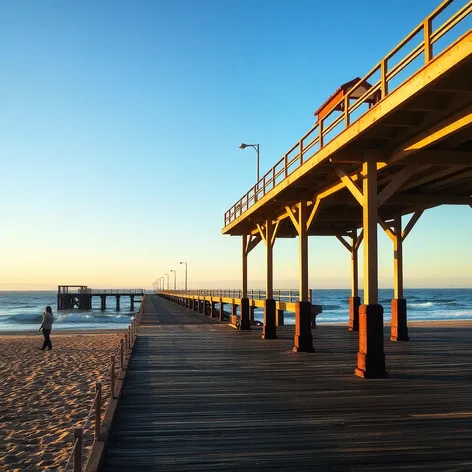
[101,295,472,471]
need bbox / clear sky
[0,0,471,290]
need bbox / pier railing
[61,305,144,472]
[160,289,313,303]
[224,0,471,226]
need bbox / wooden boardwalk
[101,295,472,471]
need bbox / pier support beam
[337,229,363,331]
[257,219,277,339]
[219,299,225,322]
[100,295,106,311]
[116,296,120,311]
[276,309,284,326]
[240,298,251,330]
[380,211,422,341]
[130,296,134,312]
[355,158,386,378]
[287,201,314,352]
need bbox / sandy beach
[0,330,124,472]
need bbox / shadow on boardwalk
[102,295,472,471]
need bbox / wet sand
[0,330,124,471]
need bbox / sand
[0,330,124,472]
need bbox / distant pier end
[57,285,144,311]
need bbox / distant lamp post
[239,143,260,183]
[170,269,176,290]
[165,273,169,290]
[180,261,188,291]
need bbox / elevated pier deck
[101,295,472,471]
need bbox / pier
[57,286,144,311]
[220,1,472,377]
[95,295,472,471]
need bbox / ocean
[0,289,471,332]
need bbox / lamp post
[239,143,260,183]
[170,270,176,290]
[165,273,169,290]
[179,261,187,291]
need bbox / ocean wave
[1,311,131,325]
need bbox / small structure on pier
[57,286,144,311]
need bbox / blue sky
[0,0,471,290]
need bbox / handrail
[159,288,314,303]
[224,0,471,226]
[61,305,144,471]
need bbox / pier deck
[101,295,472,471]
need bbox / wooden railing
[160,288,313,303]
[224,0,471,226]
[61,308,144,472]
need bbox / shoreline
[2,319,472,336]
[0,328,126,336]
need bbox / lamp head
[239,143,248,149]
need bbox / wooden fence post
[95,382,102,440]
[111,356,116,399]
[73,427,83,472]
[120,339,124,370]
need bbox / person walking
[39,305,54,350]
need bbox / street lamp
[239,143,260,183]
[165,273,169,290]
[179,261,187,291]
[170,269,176,290]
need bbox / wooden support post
[356,158,387,378]
[391,215,409,342]
[100,295,106,311]
[219,299,224,322]
[276,309,284,326]
[293,201,313,352]
[115,296,120,311]
[250,305,255,322]
[349,229,361,332]
[130,296,134,312]
[73,427,83,472]
[239,298,250,330]
[262,219,276,339]
[242,235,248,298]
[95,382,102,439]
[231,304,238,317]
[120,339,124,370]
[128,327,131,349]
[110,356,116,399]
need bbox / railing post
[319,119,323,148]
[120,339,124,370]
[381,58,388,98]
[73,427,82,472]
[299,140,304,165]
[111,356,116,399]
[124,333,128,355]
[128,327,132,349]
[95,382,102,440]
[284,154,288,178]
[424,17,432,63]
[272,167,276,188]
[344,94,350,127]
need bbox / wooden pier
[99,295,472,471]
[221,1,472,377]
[57,286,144,311]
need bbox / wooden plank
[101,295,472,471]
